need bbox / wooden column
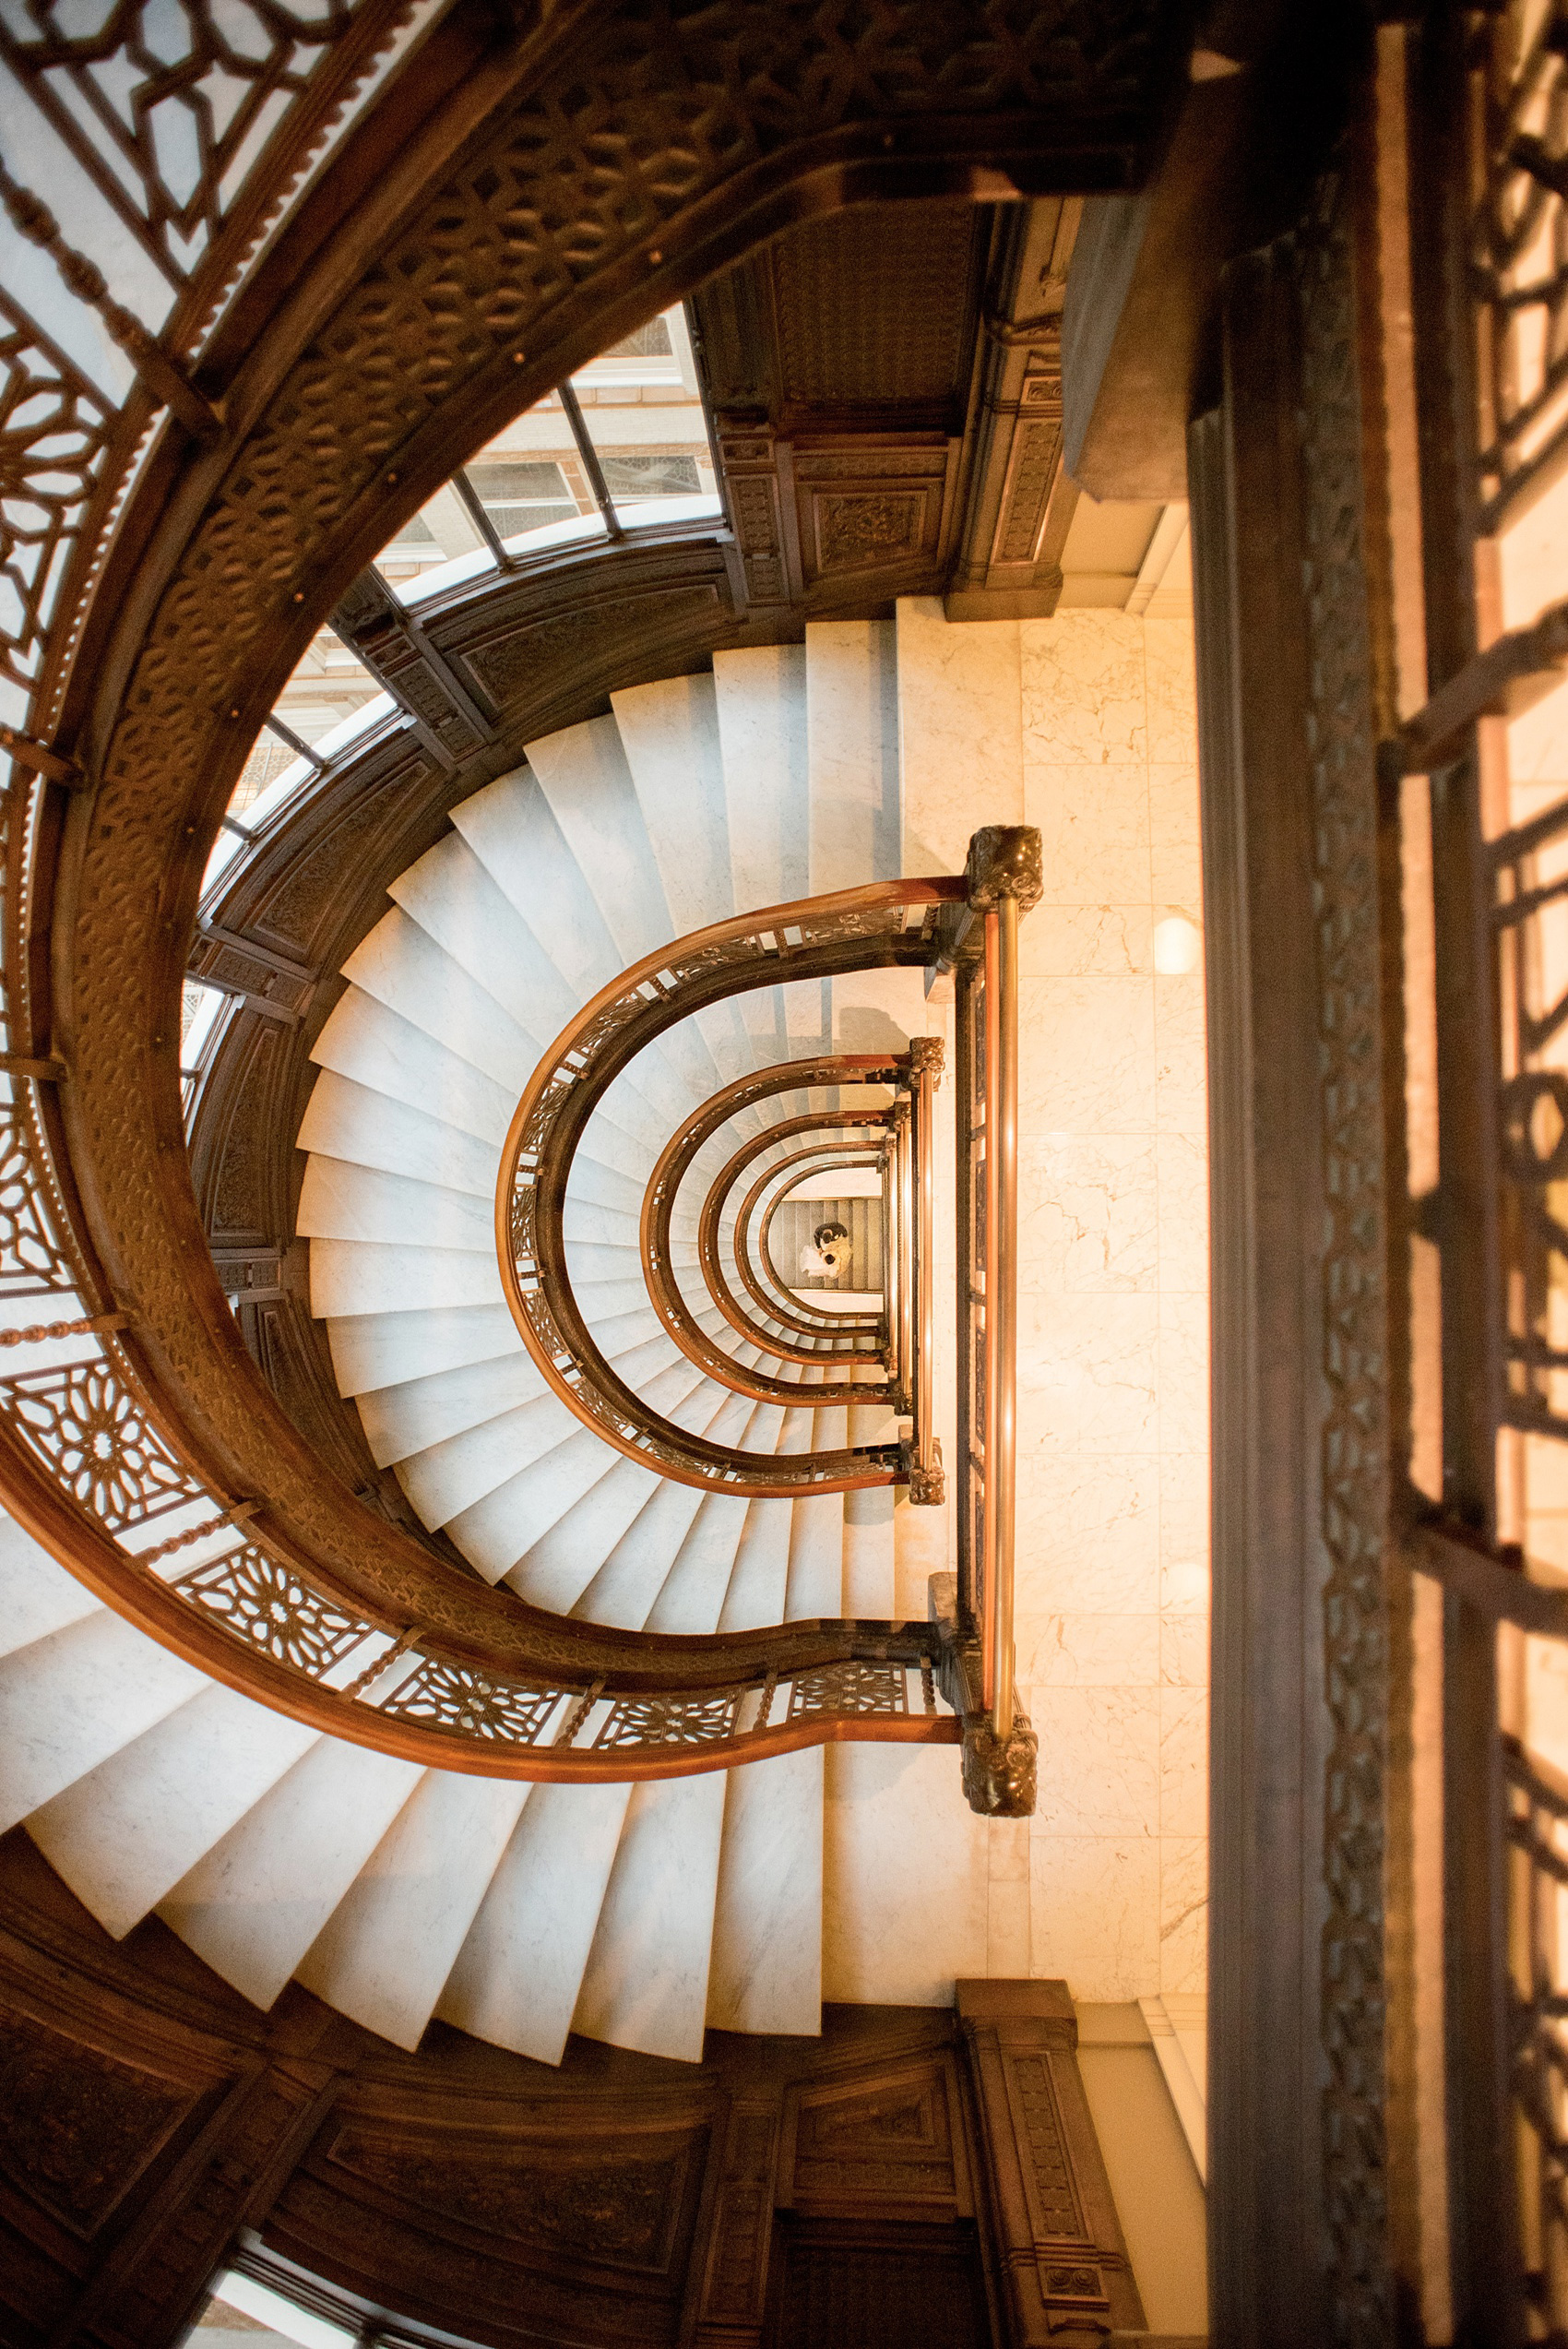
[956,1981,1145,2344]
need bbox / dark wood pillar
[956,1981,1145,2345]
[1189,115,1396,2349]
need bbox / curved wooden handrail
[639,1060,906,1408]
[750,1146,890,1329]
[497,885,964,1495]
[737,1140,888,1339]
[698,1122,889,1362]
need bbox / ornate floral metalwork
[1503,1735,1568,2332]
[1474,0,1568,528]
[593,1688,742,1747]
[374,1656,567,1745]
[169,1542,375,1676]
[787,1660,909,1719]
[1,1355,204,1529]
[0,0,424,319]
[0,304,116,696]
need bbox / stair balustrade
[695,1118,889,1365]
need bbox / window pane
[465,457,577,538]
[571,302,719,523]
[273,627,382,744]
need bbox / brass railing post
[940,825,1040,1817]
[909,1035,944,1503]
[894,1093,913,1414]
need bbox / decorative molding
[1296,163,1394,2349]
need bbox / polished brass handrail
[750,1143,888,1332]
[932,827,1041,1815]
[909,1035,944,1505]
[641,1061,905,1411]
[711,1126,888,1354]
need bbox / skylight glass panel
[569,305,719,523]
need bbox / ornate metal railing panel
[1400,4,1568,2329]
[0,0,437,725]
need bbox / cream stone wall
[820,595,1209,2010]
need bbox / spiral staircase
[0,630,1029,2064]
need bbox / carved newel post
[957,1980,1146,2344]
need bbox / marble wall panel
[1028,766,1152,901]
[896,597,1023,872]
[1030,1834,1162,1999]
[1022,614,1148,764]
[1019,1134,1159,1294]
[1159,1834,1209,1996]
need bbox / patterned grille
[375,1657,566,1745]
[787,1661,908,1719]
[170,1544,375,1677]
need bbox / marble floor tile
[1029,1833,1161,2000]
[1159,1453,1211,1612]
[1021,612,1148,765]
[1150,761,1203,910]
[1025,765,1151,902]
[1159,1835,1209,1995]
[1158,1294,1210,1454]
[1155,975,1208,1132]
[1021,902,1153,979]
[1159,1686,1209,1838]
[1015,1452,1160,1613]
[1160,1614,1209,1687]
[1156,1131,1209,1294]
[1020,1131,1158,1294]
[1020,974,1157,1133]
[1144,616,1198,764]
[1017,1294,1160,1455]
[1016,1612,1160,1687]
[1030,1685,1160,1836]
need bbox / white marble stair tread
[297,1156,495,1252]
[449,764,622,1002]
[505,1453,668,1614]
[526,712,673,962]
[342,906,542,1091]
[26,1685,319,1938]
[327,1303,523,1399]
[612,674,732,936]
[717,1492,794,1633]
[390,824,582,1043]
[299,1070,497,1199]
[715,645,810,911]
[0,1612,205,1834]
[352,1313,670,1469]
[294,1771,530,2051]
[311,992,517,1145]
[353,1349,550,1469]
[484,1353,719,1597]
[447,1424,640,1580]
[571,1771,728,2062]
[707,1747,824,2036]
[395,1389,580,1529]
[806,623,900,892]
[0,1513,102,1656]
[435,1781,633,2065]
[158,1739,422,2009]
[310,1238,504,1320]
[569,1475,711,1627]
[775,1407,846,1619]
